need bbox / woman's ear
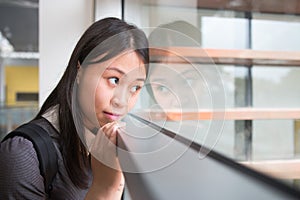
[76,62,82,84]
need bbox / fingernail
[113,125,119,133]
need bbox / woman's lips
[103,111,122,121]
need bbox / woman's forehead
[82,51,146,74]
[150,63,194,76]
[107,51,145,74]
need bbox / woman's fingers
[101,121,126,145]
[89,121,126,171]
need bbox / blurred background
[0,0,39,139]
[0,0,299,193]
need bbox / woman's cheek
[128,94,139,110]
[78,73,99,126]
[94,78,110,103]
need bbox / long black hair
[35,17,149,189]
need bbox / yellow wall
[5,66,38,106]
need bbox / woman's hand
[85,121,126,200]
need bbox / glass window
[124,0,300,192]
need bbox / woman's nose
[170,89,192,109]
[111,88,128,108]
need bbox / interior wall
[5,66,38,105]
[39,0,94,107]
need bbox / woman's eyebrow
[180,69,197,76]
[150,78,166,83]
[105,67,125,75]
[136,78,146,82]
[106,67,146,82]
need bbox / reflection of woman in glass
[0,17,148,199]
[148,21,211,120]
[147,21,225,162]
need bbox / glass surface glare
[72,25,226,173]
[121,25,226,172]
[112,0,300,192]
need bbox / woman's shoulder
[0,135,45,198]
[1,134,37,157]
[0,135,40,171]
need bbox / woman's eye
[156,85,169,93]
[108,77,119,86]
[130,85,142,93]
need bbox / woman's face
[95,52,146,126]
[149,62,209,111]
[77,51,146,128]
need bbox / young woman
[0,17,149,200]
